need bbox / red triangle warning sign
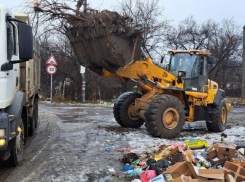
[46,55,58,65]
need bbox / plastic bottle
[130,168,143,176]
[106,146,115,152]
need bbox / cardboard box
[198,169,225,181]
[223,161,245,182]
[231,158,245,168]
[163,161,198,179]
[207,150,226,165]
[183,176,198,182]
[207,142,236,159]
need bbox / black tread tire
[145,94,186,139]
[34,100,38,128]
[113,92,144,128]
[206,98,227,132]
[5,119,25,166]
[29,102,37,136]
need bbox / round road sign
[46,65,57,75]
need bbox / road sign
[46,55,58,65]
[46,65,57,75]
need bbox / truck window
[7,21,16,60]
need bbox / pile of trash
[117,139,245,182]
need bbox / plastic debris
[185,139,208,149]
[140,170,157,182]
[106,146,115,152]
[117,148,133,152]
[121,166,133,171]
[107,167,117,174]
[130,168,143,176]
[148,159,170,170]
[149,174,165,182]
[131,179,142,182]
[131,159,140,165]
[171,143,185,150]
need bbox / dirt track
[2,102,245,182]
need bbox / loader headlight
[0,129,5,137]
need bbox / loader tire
[206,99,227,132]
[113,92,144,128]
[145,94,185,139]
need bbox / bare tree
[117,0,171,61]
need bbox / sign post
[46,55,58,103]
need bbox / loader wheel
[145,94,185,139]
[206,98,227,132]
[113,92,144,128]
[6,119,25,166]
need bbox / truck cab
[0,4,40,166]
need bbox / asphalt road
[2,102,245,182]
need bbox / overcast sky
[2,0,245,27]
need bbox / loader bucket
[65,10,142,75]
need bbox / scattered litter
[105,146,115,152]
[107,167,117,174]
[115,139,245,181]
[221,132,228,138]
[131,179,142,182]
[149,174,165,182]
[205,135,211,139]
[122,153,139,164]
[117,148,133,152]
[130,168,143,176]
[140,170,157,182]
[121,166,133,172]
[185,139,208,149]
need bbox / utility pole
[241,26,245,98]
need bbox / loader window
[169,54,197,78]
[6,22,16,60]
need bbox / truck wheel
[29,102,37,136]
[206,98,227,132]
[34,100,38,128]
[113,92,144,128]
[145,94,185,139]
[6,120,25,166]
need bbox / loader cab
[168,51,211,92]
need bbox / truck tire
[29,101,38,136]
[145,94,185,139]
[35,99,38,128]
[6,119,25,166]
[113,92,144,128]
[206,98,227,132]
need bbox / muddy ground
[3,102,245,182]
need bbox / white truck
[0,5,40,166]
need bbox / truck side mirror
[207,56,214,64]
[11,23,33,63]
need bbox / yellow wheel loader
[104,50,231,139]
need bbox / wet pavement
[2,102,245,182]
